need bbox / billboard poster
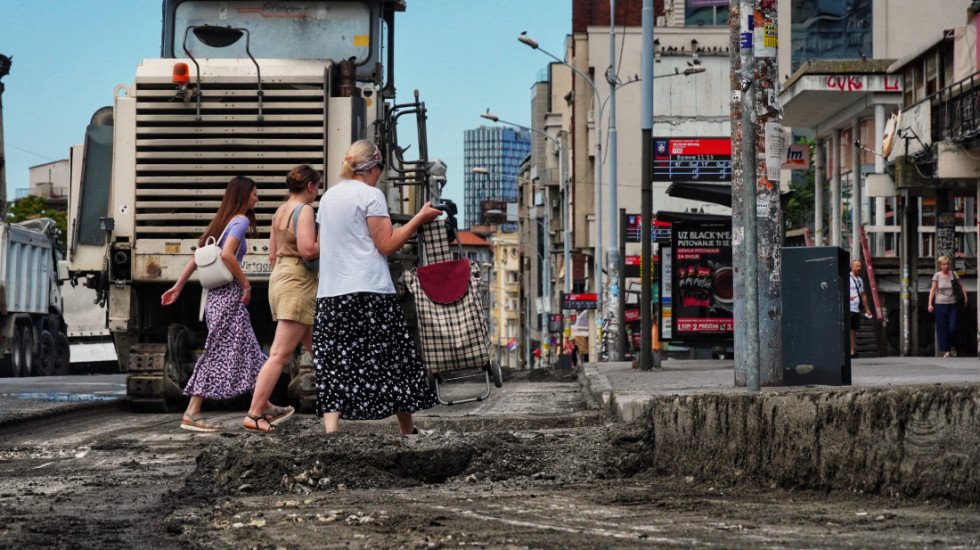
[668,220,734,340]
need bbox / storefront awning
[665,181,794,209]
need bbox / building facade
[26,159,70,210]
[462,126,530,229]
[488,229,521,369]
[778,0,975,357]
[521,0,974,362]
[530,0,731,360]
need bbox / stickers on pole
[764,122,787,182]
[756,20,777,58]
[756,194,772,218]
[740,8,754,50]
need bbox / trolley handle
[426,200,463,261]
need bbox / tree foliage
[6,195,67,245]
[784,139,818,232]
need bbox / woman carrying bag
[313,140,442,435]
[928,255,968,357]
[241,165,321,433]
[161,176,276,432]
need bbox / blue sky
[0,0,571,214]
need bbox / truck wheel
[54,333,71,376]
[12,326,34,377]
[36,330,56,376]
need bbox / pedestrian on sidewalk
[848,260,871,358]
[928,255,967,358]
[313,140,442,435]
[242,165,322,433]
[161,176,272,432]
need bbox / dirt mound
[179,421,650,502]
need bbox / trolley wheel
[488,360,503,388]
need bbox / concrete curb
[579,362,980,503]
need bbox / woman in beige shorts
[242,165,321,433]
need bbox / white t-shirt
[316,179,394,297]
[849,274,864,313]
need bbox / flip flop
[243,413,277,434]
[180,413,221,432]
[262,405,295,425]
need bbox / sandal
[262,405,295,425]
[243,414,277,434]
[181,413,221,432]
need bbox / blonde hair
[938,255,950,267]
[340,140,382,179]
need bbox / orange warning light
[172,63,190,85]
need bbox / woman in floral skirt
[162,176,277,432]
[314,140,442,434]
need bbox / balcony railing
[930,71,980,144]
[14,185,68,201]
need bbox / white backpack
[194,223,235,289]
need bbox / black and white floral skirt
[313,292,438,420]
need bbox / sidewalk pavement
[3,357,979,427]
[581,355,980,422]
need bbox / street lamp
[517,34,606,360]
[0,53,10,220]
[479,111,571,347]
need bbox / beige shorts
[268,256,317,325]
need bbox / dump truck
[66,0,440,411]
[0,218,70,377]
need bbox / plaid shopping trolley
[403,209,502,405]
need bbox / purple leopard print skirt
[313,292,438,420]
[183,281,267,400]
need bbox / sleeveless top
[273,202,311,258]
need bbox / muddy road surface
[1,369,978,549]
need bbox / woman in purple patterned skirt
[162,176,275,432]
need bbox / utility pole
[731,1,781,389]
[607,0,622,361]
[639,0,654,371]
[0,54,11,221]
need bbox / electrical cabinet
[781,246,851,386]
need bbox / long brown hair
[198,176,258,247]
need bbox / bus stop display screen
[652,137,731,182]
